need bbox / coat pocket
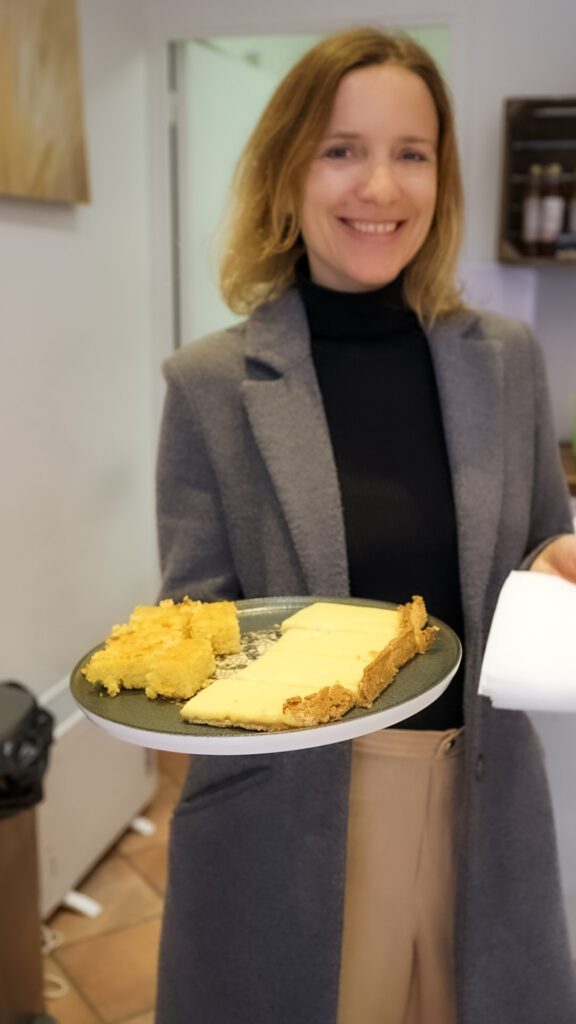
[175,756,272,816]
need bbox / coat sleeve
[521,328,573,568]
[155,362,242,603]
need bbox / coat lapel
[427,313,505,636]
[241,291,349,596]
[240,291,506,624]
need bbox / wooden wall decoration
[0,0,90,203]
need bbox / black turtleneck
[297,265,464,730]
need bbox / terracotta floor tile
[127,843,169,895]
[48,853,163,945]
[115,778,180,855]
[157,750,189,787]
[55,918,161,1023]
[43,955,101,1023]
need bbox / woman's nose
[358,162,400,203]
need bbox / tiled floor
[43,751,187,1024]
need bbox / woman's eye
[400,150,428,162]
[323,145,353,160]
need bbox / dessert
[124,597,240,654]
[82,633,215,700]
[180,597,437,731]
[81,597,240,699]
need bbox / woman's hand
[530,534,576,583]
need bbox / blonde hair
[220,27,464,322]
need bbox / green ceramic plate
[70,596,462,756]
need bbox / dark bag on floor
[0,681,54,819]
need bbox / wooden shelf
[498,96,576,264]
[560,443,576,496]
[498,252,576,266]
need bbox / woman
[154,27,576,1024]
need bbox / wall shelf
[498,97,576,265]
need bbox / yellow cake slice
[187,601,241,654]
[180,596,437,731]
[231,650,371,689]
[280,602,402,636]
[125,597,201,634]
[274,628,383,659]
[83,633,215,699]
[179,676,356,730]
[81,597,238,699]
[125,597,240,654]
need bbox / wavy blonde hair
[219,27,464,322]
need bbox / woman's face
[299,64,439,292]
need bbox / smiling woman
[300,65,439,292]
[155,25,575,1024]
[219,29,463,322]
[176,28,453,343]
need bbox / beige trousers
[337,727,464,1024]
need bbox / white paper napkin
[478,570,576,711]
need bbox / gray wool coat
[154,289,575,1024]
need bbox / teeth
[348,220,398,234]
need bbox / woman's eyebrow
[322,131,361,140]
[322,131,437,146]
[398,134,437,147]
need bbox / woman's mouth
[340,218,403,236]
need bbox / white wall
[0,0,157,698]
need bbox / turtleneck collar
[295,257,420,340]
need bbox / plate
[70,596,462,756]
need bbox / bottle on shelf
[521,163,542,257]
[538,163,566,257]
[569,170,576,235]
[556,170,576,258]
